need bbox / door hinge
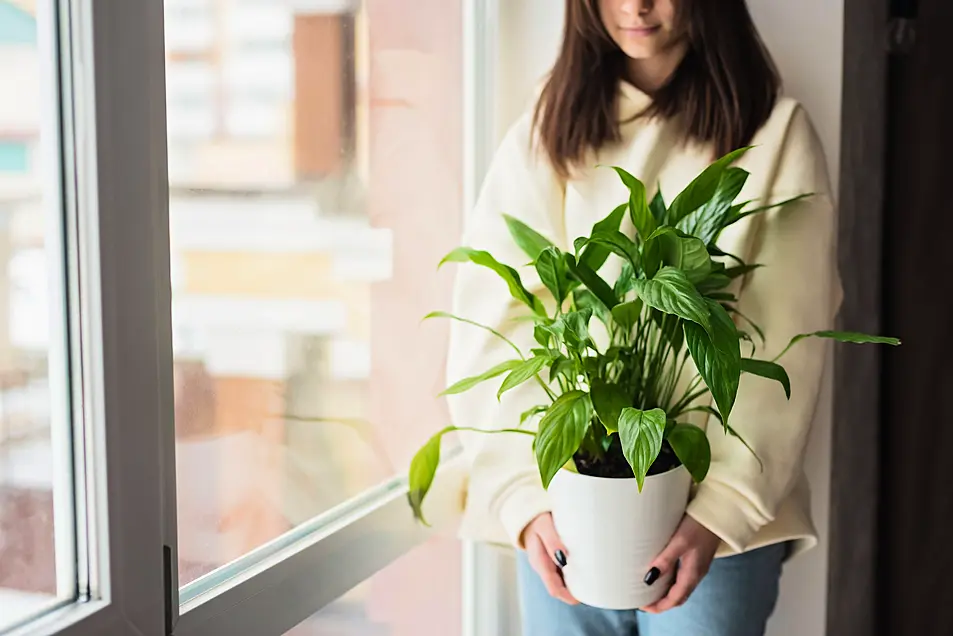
[888,17,917,54]
[163,545,174,636]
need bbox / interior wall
[745,1,842,634]
[494,1,843,634]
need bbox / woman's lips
[620,25,661,36]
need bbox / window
[165,0,482,634]
[2,0,494,633]
[4,0,191,633]
[282,538,461,636]
[0,0,74,630]
[167,0,466,591]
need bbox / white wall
[494,1,843,634]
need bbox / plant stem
[453,425,538,438]
[535,374,558,401]
[661,347,688,409]
[670,377,709,416]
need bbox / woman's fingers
[641,516,720,614]
[642,550,701,613]
[524,514,579,605]
[645,531,686,583]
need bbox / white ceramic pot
[548,465,692,610]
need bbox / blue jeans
[517,543,787,636]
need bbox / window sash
[163,0,496,634]
[9,0,171,633]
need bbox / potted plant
[407,147,899,609]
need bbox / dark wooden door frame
[827,0,889,634]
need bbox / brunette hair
[533,0,781,177]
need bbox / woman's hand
[641,515,722,614]
[521,512,579,605]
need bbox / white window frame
[8,1,170,634]
[459,2,525,635]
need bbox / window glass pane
[0,0,74,630]
[283,538,461,636]
[165,0,464,587]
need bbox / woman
[446,0,840,634]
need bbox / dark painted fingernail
[644,567,661,586]
[554,550,567,568]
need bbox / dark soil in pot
[574,437,682,479]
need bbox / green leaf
[423,311,524,359]
[643,227,712,283]
[618,407,667,491]
[549,357,576,384]
[534,324,552,347]
[503,214,555,260]
[535,391,592,488]
[725,422,763,470]
[667,147,751,225]
[566,255,618,309]
[441,359,523,396]
[586,230,640,271]
[611,299,643,331]
[408,425,455,523]
[535,246,569,304]
[583,356,601,378]
[633,266,712,335]
[641,230,662,278]
[696,273,732,294]
[498,356,550,400]
[664,418,678,438]
[607,166,657,239]
[556,308,594,351]
[439,247,546,316]
[677,167,749,245]
[538,322,565,350]
[573,236,589,257]
[707,245,746,266]
[573,288,611,327]
[649,186,666,223]
[614,261,637,298]
[580,203,627,271]
[520,405,548,426]
[724,264,762,279]
[723,193,815,229]
[665,235,712,284]
[590,379,631,434]
[775,330,901,361]
[684,300,741,422]
[667,423,711,483]
[741,358,791,399]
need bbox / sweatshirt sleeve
[446,114,565,547]
[685,105,844,552]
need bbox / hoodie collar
[617,79,652,121]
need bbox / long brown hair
[533,0,781,177]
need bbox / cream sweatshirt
[445,81,842,558]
